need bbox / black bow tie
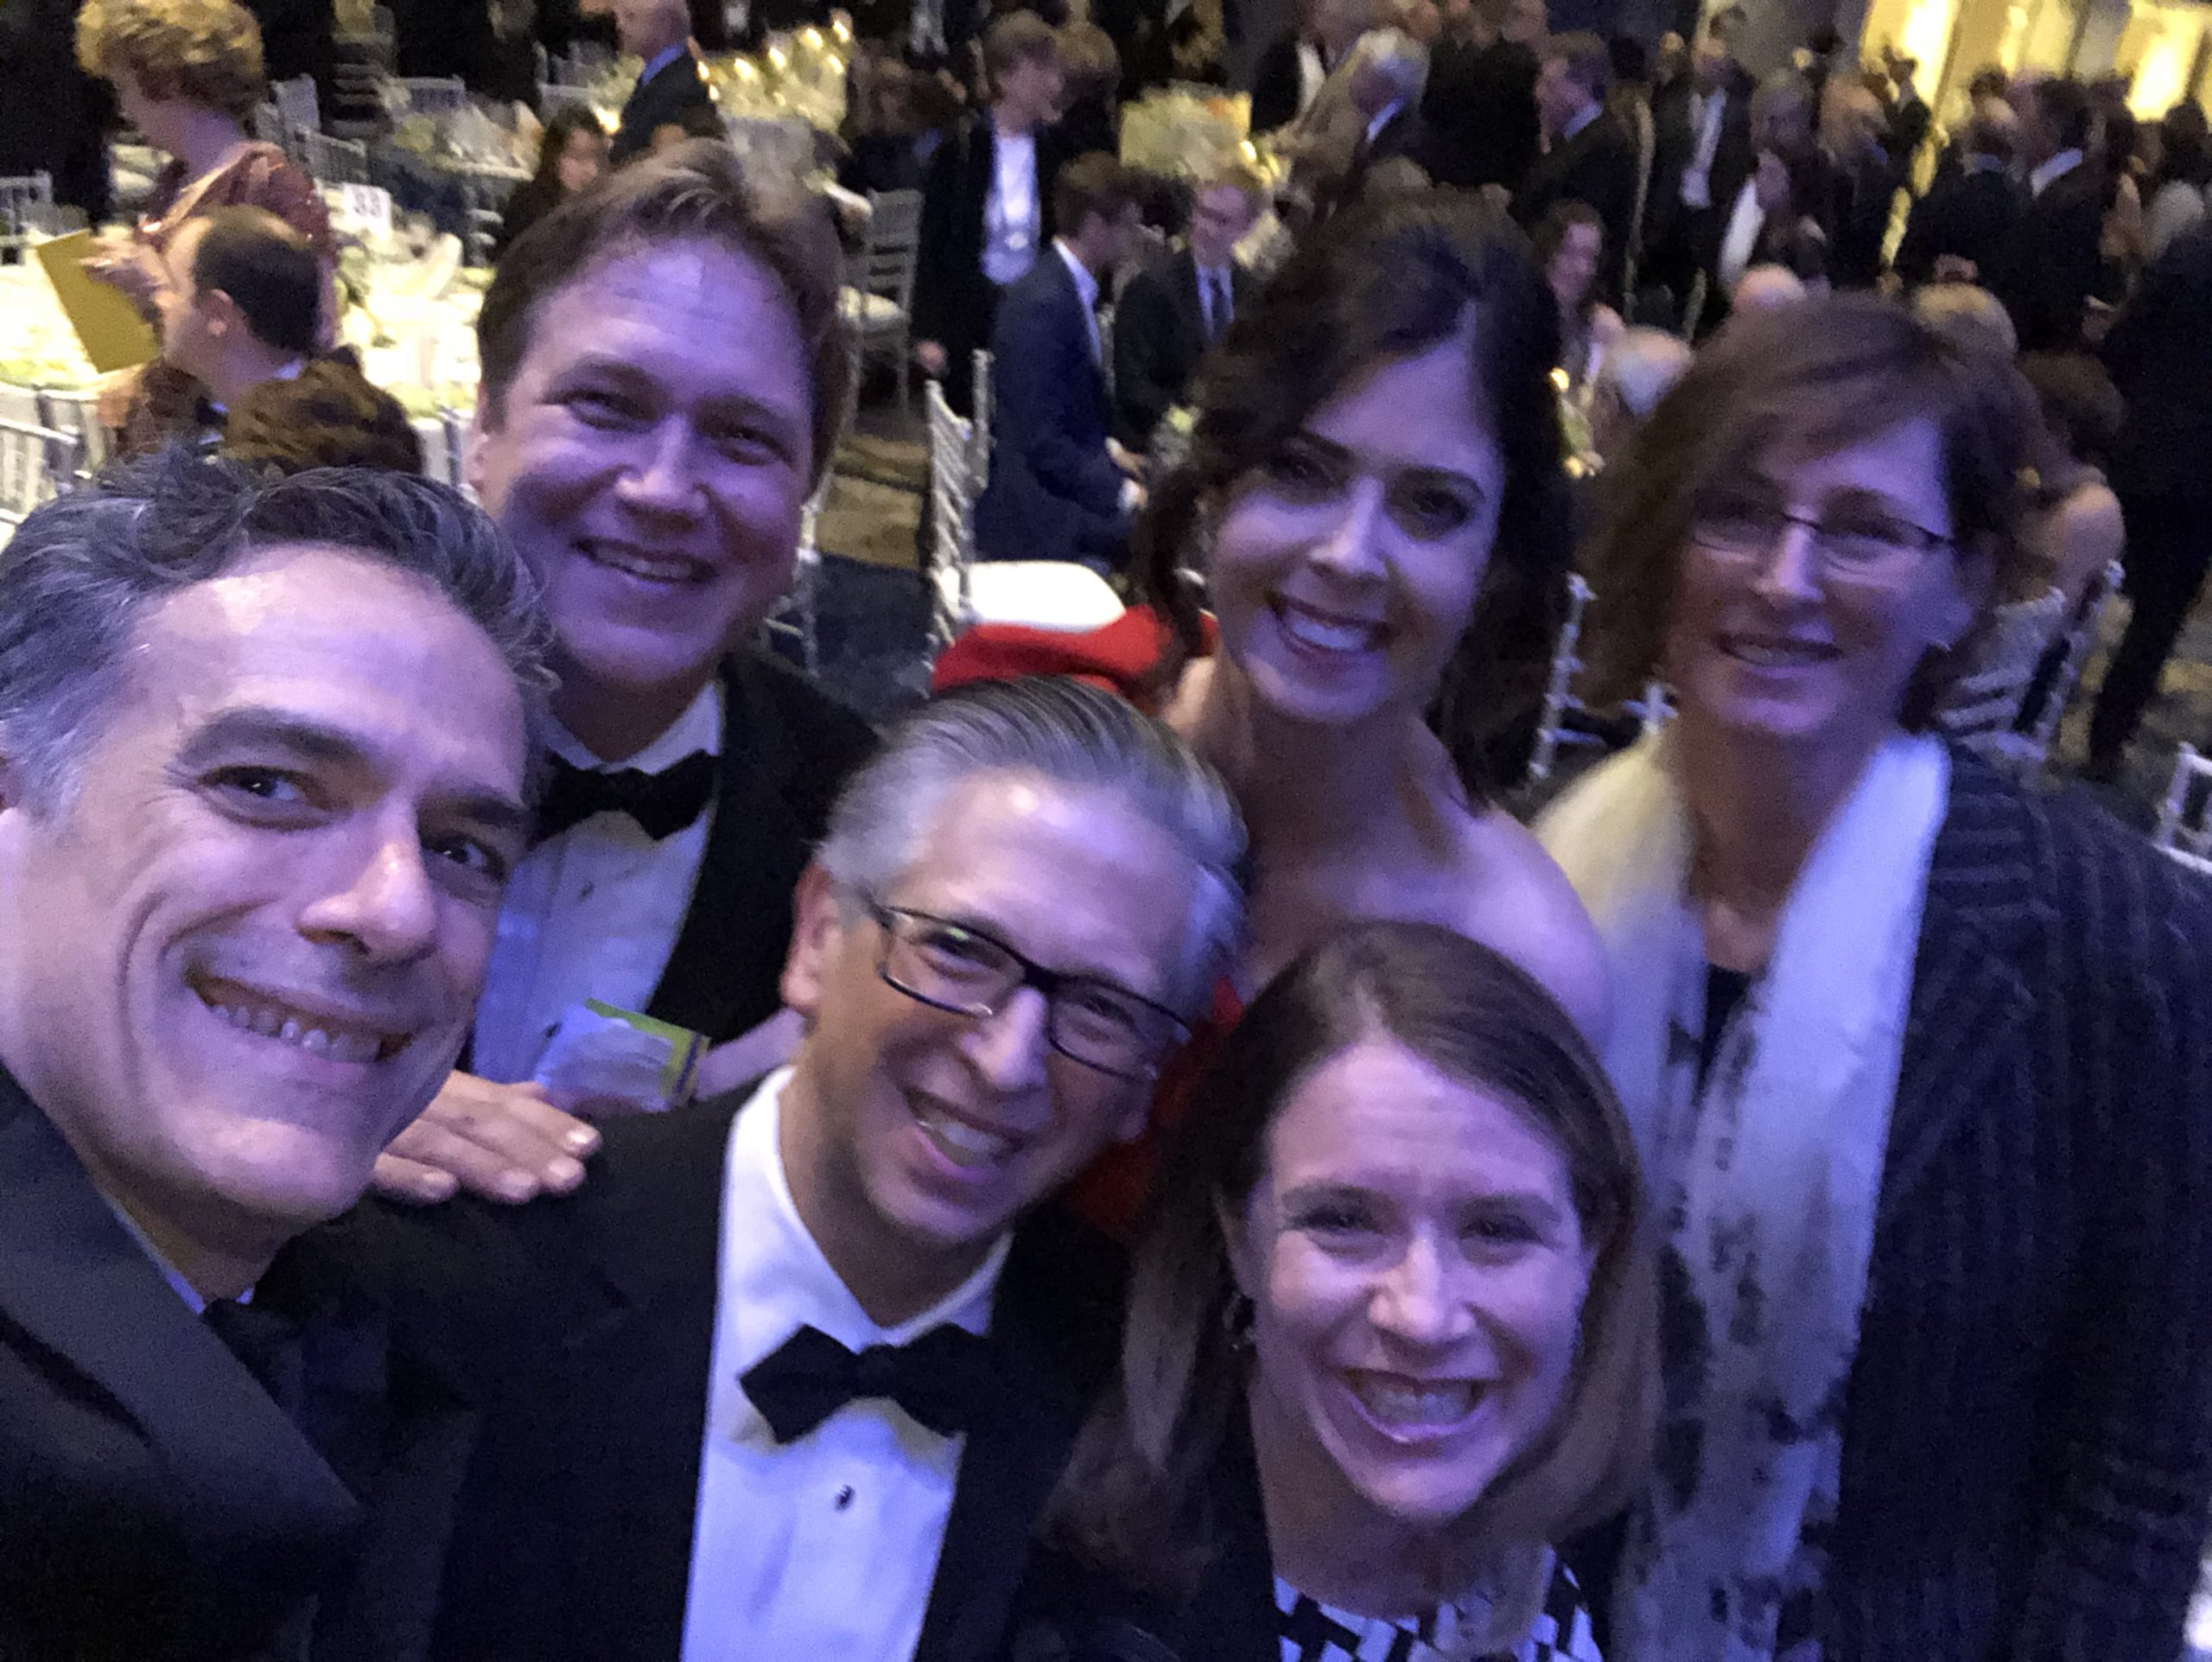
[740,1322,999,1443]
[534,750,715,844]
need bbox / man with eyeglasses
[416,677,1245,1660]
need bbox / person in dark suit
[607,0,715,167]
[1639,23,1754,310]
[975,156,1147,569]
[1419,0,1546,192]
[1891,101,2023,285]
[0,455,549,1660]
[1113,168,1262,449]
[1516,31,1638,301]
[1249,0,1367,133]
[913,12,1071,414]
[245,0,336,92]
[1548,293,2212,1660]
[1334,25,1432,204]
[2084,222,2212,779]
[371,144,879,1208]
[1823,80,1896,289]
[420,677,1249,1660]
[1881,50,1931,181]
[1992,76,2107,351]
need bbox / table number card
[340,183,394,239]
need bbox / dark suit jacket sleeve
[1110,261,1185,450]
[1997,179,2106,351]
[992,276,1125,513]
[1249,36,1301,134]
[2008,810,2212,1658]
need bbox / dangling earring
[1222,1291,1255,1353]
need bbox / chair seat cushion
[840,289,908,330]
[938,562,1125,634]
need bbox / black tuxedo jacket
[1111,247,1250,449]
[1248,32,1316,134]
[1642,78,1751,256]
[635,650,875,1047]
[1892,162,2024,287]
[610,48,715,166]
[1516,110,1639,298]
[972,250,1130,567]
[425,1082,1128,1660]
[1419,35,1540,192]
[1992,162,2107,352]
[0,1067,506,1662]
[914,116,1074,413]
[2103,221,2212,500]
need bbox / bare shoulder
[1443,807,1612,1044]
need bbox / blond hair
[78,0,266,122]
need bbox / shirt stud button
[835,1486,855,1511]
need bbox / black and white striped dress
[1274,1552,1600,1662]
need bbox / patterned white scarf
[1537,729,1949,1662]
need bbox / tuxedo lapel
[1171,249,1208,360]
[1880,757,2046,1227]
[547,1092,738,1656]
[646,657,816,1041]
[914,1209,1126,1662]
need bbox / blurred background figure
[1893,101,2021,287]
[1516,29,1637,301]
[607,0,711,166]
[1534,200,1622,392]
[1113,165,1262,452]
[1586,323,1690,467]
[1418,0,1544,194]
[2145,101,2210,260]
[493,104,611,258]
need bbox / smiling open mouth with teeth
[190,974,410,1065]
[908,1095,1020,1168]
[1274,599,1385,656]
[1345,1372,1491,1436]
[581,540,712,588]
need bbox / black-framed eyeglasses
[1690,495,1954,581]
[859,895,1192,1081]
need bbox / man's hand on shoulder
[373,1073,602,1206]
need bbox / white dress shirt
[2030,147,2083,199]
[982,126,1040,288]
[1295,41,1326,117]
[1055,239,1102,361]
[1363,96,1407,150]
[1717,175,1764,291]
[471,683,721,1083]
[1680,87,1727,210]
[1196,258,1233,338]
[681,1070,1010,1662]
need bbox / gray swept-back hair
[0,449,554,812]
[814,678,1246,1014]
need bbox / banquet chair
[272,75,321,137]
[0,171,54,259]
[300,131,372,188]
[391,77,468,117]
[1933,583,2072,772]
[537,83,596,118]
[924,352,1125,653]
[451,163,524,266]
[2152,743,2212,877]
[841,189,923,411]
[0,417,80,536]
[1527,574,1595,783]
[759,484,827,677]
[328,8,397,137]
[32,389,110,487]
[2012,559,2124,768]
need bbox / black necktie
[533,750,715,845]
[740,1322,999,1443]
[205,1296,306,1419]
[1208,271,1231,341]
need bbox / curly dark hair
[1133,188,1570,801]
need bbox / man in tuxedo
[1516,30,1638,300]
[0,456,547,1659]
[608,0,716,166]
[1824,79,1895,288]
[913,12,1071,414]
[1338,25,1432,200]
[1992,74,2107,351]
[372,143,877,1207]
[1250,0,1370,132]
[423,677,1248,1659]
[1892,101,2023,286]
[974,155,1149,570]
[1113,167,1262,449]
[1639,22,1751,315]
[1420,0,1545,191]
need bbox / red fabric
[931,606,1236,1239]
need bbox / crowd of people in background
[6,0,2212,1659]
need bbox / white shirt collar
[641,42,690,83]
[1363,98,1406,146]
[2030,147,2083,197]
[99,1194,216,1314]
[1055,239,1100,312]
[546,678,721,772]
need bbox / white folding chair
[450,162,524,265]
[1934,583,2073,772]
[390,75,468,116]
[2152,743,2212,877]
[2013,559,2124,767]
[0,170,54,258]
[759,482,828,677]
[537,82,596,117]
[1527,574,1595,783]
[0,417,79,532]
[299,130,372,187]
[32,388,109,487]
[272,74,321,135]
[841,189,923,410]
